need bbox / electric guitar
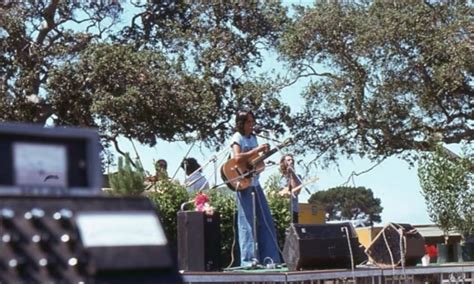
[220,138,293,191]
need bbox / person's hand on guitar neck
[279,176,319,197]
[279,186,300,198]
[257,143,270,154]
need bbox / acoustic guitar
[220,138,293,191]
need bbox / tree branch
[341,158,387,187]
[105,134,138,169]
[36,0,59,45]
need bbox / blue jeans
[237,185,281,267]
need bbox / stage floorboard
[182,263,474,283]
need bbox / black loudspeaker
[283,223,365,271]
[177,211,221,271]
[365,223,425,267]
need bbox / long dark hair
[234,110,255,135]
[279,154,293,175]
[181,157,201,175]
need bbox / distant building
[413,224,462,245]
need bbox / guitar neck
[248,139,293,168]
[250,144,287,168]
[253,148,278,165]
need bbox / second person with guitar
[230,110,281,268]
[279,154,302,224]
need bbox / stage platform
[182,263,474,283]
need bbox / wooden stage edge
[182,263,474,283]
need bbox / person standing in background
[279,154,302,224]
[144,159,169,191]
[181,157,209,194]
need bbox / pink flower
[194,193,214,215]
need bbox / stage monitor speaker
[365,223,425,267]
[177,211,221,271]
[283,223,365,271]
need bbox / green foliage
[205,187,237,267]
[108,155,146,196]
[279,2,473,165]
[308,186,383,226]
[2,1,471,168]
[418,145,473,240]
[265,173,291,248]
[145,179,189,251]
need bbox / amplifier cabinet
[283,223,365,271]
[177,211,221,271]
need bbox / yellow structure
[298,203,325,224]
[355,227,383,248]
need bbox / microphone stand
[251,190,259,267]
[287,165,302,224]
[255,133,281,144]
[286,168,294,225]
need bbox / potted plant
[418,145,473,263]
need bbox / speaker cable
[342,226,356,284]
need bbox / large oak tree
[1,1,472,168]
[0,1,291,151]
[278,1,473,165]
[308,186,383,226]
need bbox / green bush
[109,155,146,196]
[265,174,291,249]
[205,187,238,268]
[145,179,189,252]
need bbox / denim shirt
[279,174,301,212]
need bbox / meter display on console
[76,211,168,247]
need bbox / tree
[278,2,473,166]
[1,1,291,152]
[308,186,383,227]
[0,1,123,123]
[418,145,473,241]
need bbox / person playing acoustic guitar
[279,154,302,224]
[230,110,281,268]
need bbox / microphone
[287,165,312,195]
[287,164,295,173]
[253,125,269,135]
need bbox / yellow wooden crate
[298,203,325,224]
